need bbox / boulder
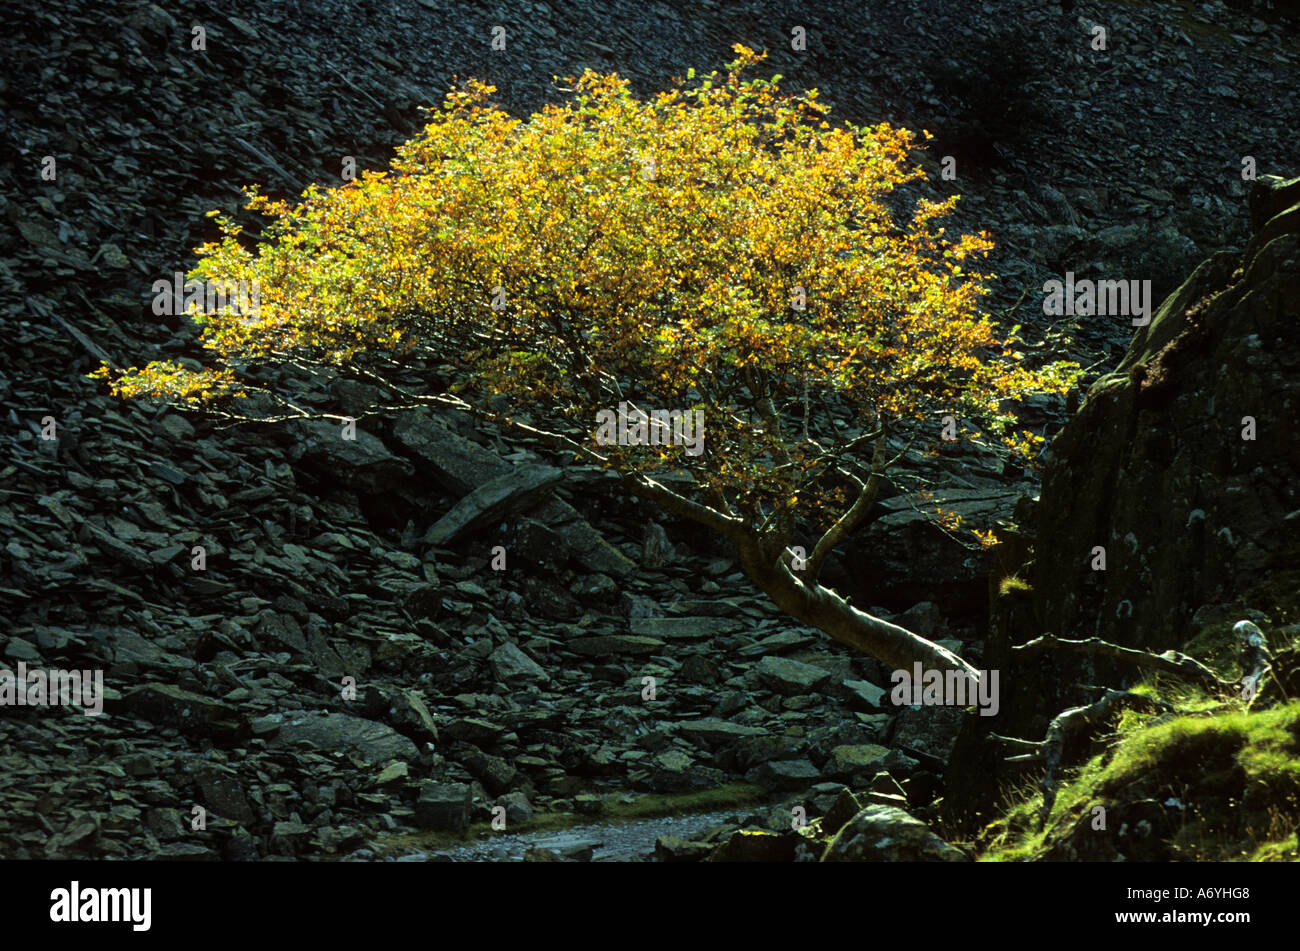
[823,805,968,862]
[825,744,891,780]
[415,782,471,832]
[948,177,1300,831]
[423,465,564,545]
[497,791,534,824]
[272,711,418,765]
[490,641,551,684]
[755,655,833,695]
[654,834,714,862]
[708,829,807,862]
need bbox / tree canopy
[95,45,1079,677]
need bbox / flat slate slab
[270,710,418,765]
[630,617,744,640]
[738,629,820,657]
[568,635,665,656]
[755,655,834,695]
[423,465,563,545]
[674,717,767,744]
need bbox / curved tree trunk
[737,533,984,683]
[619,468,985,685]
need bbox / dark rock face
[945,177,1300,830]
[1034,174,1300,656]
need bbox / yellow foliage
[95,45,1079,530]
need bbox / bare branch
[1013,634,1231,689]
[804,426,889,582]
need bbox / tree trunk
[736,532,984,683]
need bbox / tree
[94,45,1079,685]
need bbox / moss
[998,574,1032,598]
[1247,830,1299,862]
[975,701,1300,861]
[1183,622,1249,677]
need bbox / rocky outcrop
[1034,173,1300,656]
[945,175,1300,830]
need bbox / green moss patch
[977,701,1300,861]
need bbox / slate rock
[415,782,472,832]
[444,717,505,747]
[272,711,418,765]
[192,764,257,826]
[897,601,944,637]
[490,641,550,684]
[642,521,676,568]
[292,419,415,497]
[889,704,967,761]
[823,806,969,862]
[270,820,314,856]
[675,717,766,746]
[841,679,888,709]
[755,655,833,696]
[514,518,571,567]
[381,687,439,745]
[568,634,664,656]
[153,842,221,861]
[737,629,820,657]
[391,411,510,494]
[747,758,821,790]
[679,655,720,684]
[728,734,806,771]
[631,617,743,640]
[459,747,519,795]
[423,465,563,545]
[534,499,637,578]
[114,684,247,742]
